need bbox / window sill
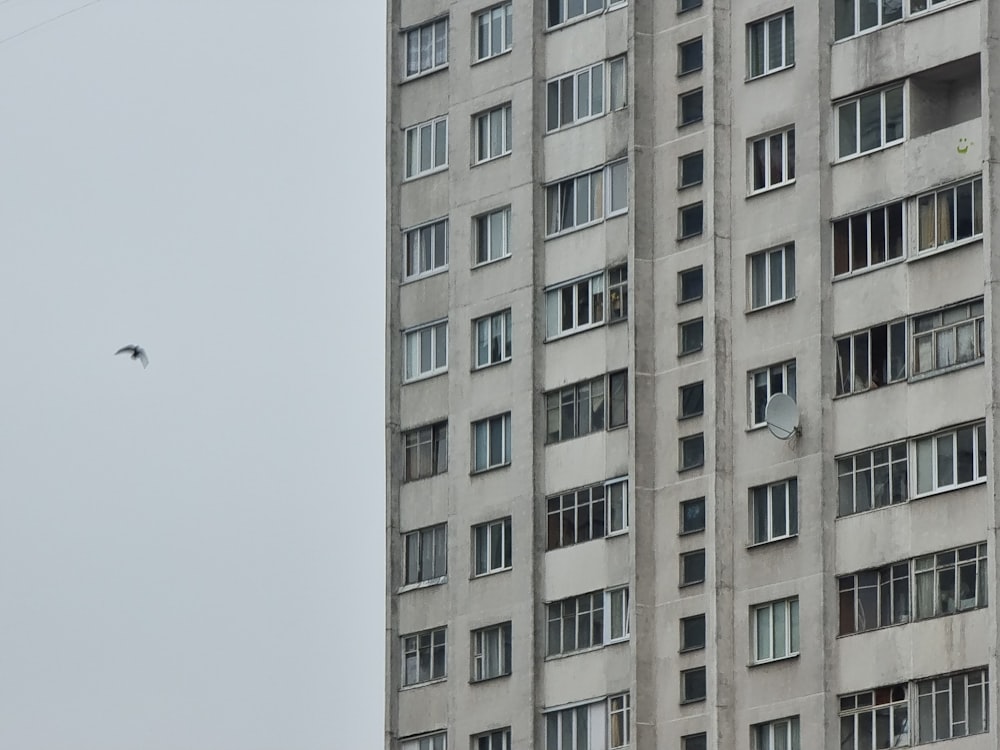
[606,528,630,541]
[402,64,449,83]
[679,644,706,654]
[472,152,512,168]
[678,463,705,474]
[745,63,795,83]
[677,231,704,242]
[472,253,511,271]
[678,118,704,129]
[678,347,704,358]
[400,677,447,692]
[403,370,448,386]
[398,577,447,594]
[747,179,796,199]
[403,165,449,183]
[745,296,795,315]
[678,527,705,536]
[678,578,705,588]
[678,412,704,422]
[747,534,797,550]
[679,295,703,305]
[832,255,906,282]
[402,266,449,285]
[678,179,703,190]
[680,697,707,706]
[470,672,512,685]
[470,566,512,580]
[472,358,512,373]
[471,462,512,476]
[749,653,799,669]
[907,235,982,262]
[471,49,512,67]
[678,66,703,77]
[832,139,905,166]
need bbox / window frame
[915,176,984,254]
[404,17,449,79]
[608,264,628,323]
[401,732,447,750]
[403,523,448,587]
[403,420,448,482]
[678,151,704,189]
[471,412,512,473]
[546,476,630,551]
[752,716,800,750]
[910,298,985,378]
[680,613,706,652]
[473,103,512,165]
[472,516,512,577]
[751,597,800,665]
[680,496,706,534]
[915,667,990,742]
[680,667,707,704]
[678,266,704,302]
[747,360,796,428]
[836,440,908,516]
[832,200,905,277]
[545,590,603,657]
[913,421,987,497]
[544,371,628,444]
[678,317,705,356]
[678,202,704,239]
[748,242,795,310]
[473,309,513,370]
[678,88,703,126]
[838,684,909,750]
[681,733,707,750]
[834,83,906,161]
[679,381,704,420]
[403,217,449,282]
[680,548,706,586]
[545,160,629,238]
[473,206,511,267]
[749,478,799,546]
[544,271,606,340]
[404,116,449,180]
[608,692,631,750]
[914,543,988,620]
[471,621,512,682]
[403,319,448,383]
[679,433,705,471]
[474,2,513,63]
[835,320,907,395]
[401,626,447,687]
[545,56,628,133]
[748,127,796,195]
[747,9,795,80]
[838,562,911,635]
[472,728,511,750]
[678,37,703,75]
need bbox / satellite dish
[765,393,800,440]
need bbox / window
[679,318,704,356]
[749,243,795,309]
[679,202,704,239]
[679,151,704,188]
[545,273,605,338]
[679,266,703,302]
[835,321,906,395]
[679,382,704,419]
[609,693,630,749]
[546,588,629,655]
[405,117,448,178]
[911,0,963,15]
[546,0,619,28]
[680,548,706,586]
[835,0,902,41]
[753,717,799,750]
[680,434,705,471]
[472,413,512,472]
[748,10,794,79]
[471,622,512,681]
[916,177,983,252]
[475,3,512,62]
[750,478,798,545]
[752,597,799,664]
[679,0,702,9]
[832,201,904,276]
[839,684,908,750]
[911,299,984,376]
[474,206,510,265]
[402,733,447,750]
[914,422,987,495]
[608,265,628,322]
[678,37,703,74]
[546,477,629,550]
[473,729,511,750]
[681,667,707,703]
[405,18,448,77]
[546,57,628,132]
[546,160,628,236]
[473,517,512,576]
[404,421,448,481]
[404,218,448,280]
[916,668,989,742]
[836,85,905,160]
[681,734,707,750]
[679,88,703,126]
[474,104,512,163]
[748,361,796,428]
[914,543,988,619]
[404,321,448,382]
[749,128,795,193]
[474,310,512,369]
[404,524,447,585]
[680,613,706,651]
[836,441,907,516]
[545,371,628,443]
[838,562,910,634]
[680,497,706,534]
[402,627,446,686]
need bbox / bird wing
[115,346,136,356]
[137,350,149,368]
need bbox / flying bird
[115,345,148,368]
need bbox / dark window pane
[679,266,703,301]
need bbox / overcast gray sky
[0,2,385,747]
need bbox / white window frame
[910,0,966,17]
[546,57,627,133]
[546,477,630,550]
[474,2,512,62]
[474,309,512,369]
[911,299,985,376]
[403,523,448,585]
[402,734,447,750]
[835,0,902,41]
[474,103,512,164]
[401,626,447,686]
[471,622,512,682]
[403,218,449,281]
[835,320,907,395]
[545,272,605,339]
[403,320,448,382]
[748,243,795,309]
[474,206,511,266]
[839,685,909,750]
[838,561,911,634]
[473,729,511,750]
[405,17,449,78]
[546,591,604,656]
[608,693,631,750]
[835,84,905,161]
[916,668,990,742]
[914,543,988,619]
[472,516,512,576]
[748,361,796,428]
[832,201,906,276]
[608,264,628,323]
[545,371,628,444]
[749,478,798,546]
[749,127,795,194]
[546,0,620,29]
[544,700,606,750]
[472,412,512,472]
[605,587,630,643]
[545,160,628,237]
[751,597,799,664]
[747,10,795,79]
[913,421,987,496]
[836,441,908,516]
[753,716,800,750]
[915,176,984,253]
[405,116,448,179]
[403,420,448,482]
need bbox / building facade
[384,1,999,748]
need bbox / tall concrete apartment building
[384,1,999,749]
